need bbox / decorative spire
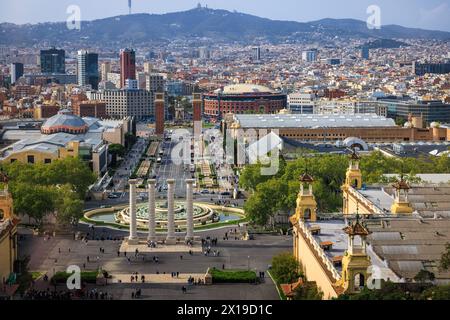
[349,148,361,161]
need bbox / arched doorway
[304,208,311,220]
[354,273,365,291]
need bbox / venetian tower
[291,172,318,224]
[339,214,372,294]
[345,149,362,190]
[390,175,414,215]
[0,171,13,221]
[290,172,318,262]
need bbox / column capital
[147,179,157,186]
[167,179,175,185]
[185,179,195,185]
[129,179,139,185]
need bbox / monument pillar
[185,179,195,241]
[147,179,157,241]
[166,179,176,244]
[128,179,139,244]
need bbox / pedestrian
[87,256,90,263]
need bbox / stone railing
[298,220,341,281]
[347,187,385,215]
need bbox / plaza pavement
[18,226,291,300]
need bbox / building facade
[203,84,287,120]
[120,48,136,89]
[89,89,154,119]
[10,63,24,85]
[77,50,99,90]
[40,47,65,74]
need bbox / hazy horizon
[1,0,450,32]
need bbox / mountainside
[1,7,449,46]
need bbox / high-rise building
[125,79,138,90]
[361,46,370,60]
[10,62,24,84]
[302,50,318,62]
[77,50,99,90]
[199,47,211,60]
[155,92,165,135]
[101,62,111,82]
[143,62,153,74]
[120,48,136,88]
[89,89,154,120]
[252,47,261,61]
[40,47,65,74]
[413,61,450,76]
[146,73,165,92]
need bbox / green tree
[108,144,126,166]
[421,284,450,300]
[414,270,435,283]
[294,282,323,300]
[271,252,300,284]
[46,157,96,198]
[55,184,84,225]
[11,183,56,227]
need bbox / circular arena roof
[41,110,89,134]
[219,84,274,95]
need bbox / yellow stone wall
[0,141,79,165]
[293,227,339,300]
[0,228,17,282]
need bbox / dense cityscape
[1,1,450,310]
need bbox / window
[10,159,17,163]
[44,159,52,164]
[27,155,35,164]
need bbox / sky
[1,0,450,32]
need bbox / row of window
[10,156,52,164]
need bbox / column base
[147,236,157,242]
[128,238,140,245]
[185,235,194,242]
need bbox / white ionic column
[166,179,176,243]
[185,179,195,241]
[147,179,157,241]
[128,179,139,243]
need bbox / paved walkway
[111,273,205,284]
[119,242,202,254]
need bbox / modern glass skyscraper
[10,62,24,84]
[120,48,136,89]
[77,50,99,90]
[40,47,65,74]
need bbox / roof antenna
[128,0,132,15]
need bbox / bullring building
[203,84,287,120]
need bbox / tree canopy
[1,157,96,227]
[241,151,450,226]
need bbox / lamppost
[247,256,250,271]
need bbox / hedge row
[210,268,257,284]
[51,271,99,284]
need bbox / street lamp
[247,256,250,271]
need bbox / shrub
[51,271,99,284]
[210,268,257,284]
